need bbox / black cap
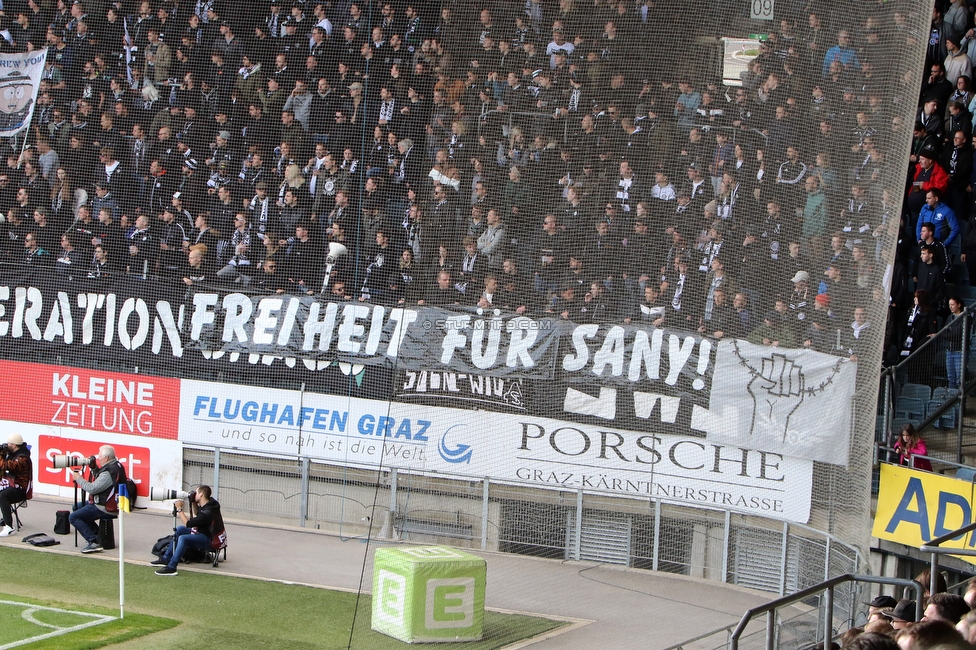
[866,595,898,609]
[881,599,916,622]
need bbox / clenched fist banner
[695,340,857,466]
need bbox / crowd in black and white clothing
[0,0,942,359]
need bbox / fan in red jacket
[907,147,950,216]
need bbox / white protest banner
[692,339,857,466]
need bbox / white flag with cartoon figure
[0,50,47,137]
[693,339,857,466]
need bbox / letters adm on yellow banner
[873,464,976,562]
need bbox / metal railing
[476,104,769,159]
[477,105,572,144]
[728,575,923,650]
[920,520,976,596]
[876,447,976,476]
[184,443,863,594]
[879,306,973,463]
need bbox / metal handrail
[880,307,971,462]
[476,107,571,144]
[920,520,976,596]
[730,574,924,650]
[883,302,976,375]
[876,449,975,475]
[661,624,734,650]
[885,369,976,464]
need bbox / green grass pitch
[0,546,565,649]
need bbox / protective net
[0,0,938,644]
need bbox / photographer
[152,485,222,576]
[68,446,125,554]
[0,434,32,537]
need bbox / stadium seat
[895,397,926,421]
[957,285,976,308]
[925,400,958,429]
[932,387,957,402]
[900,383,931,402]
[941,405,960,429]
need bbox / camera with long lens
[52,454,96,469]
[150,488,192,502]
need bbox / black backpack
[125,477,144,509]
[151,534,209,563]
[151,535,172,557]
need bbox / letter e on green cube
[372,546,485,642]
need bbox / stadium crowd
[0,0,946,364]
[822,573,976,648]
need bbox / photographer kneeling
[68,445,124,554]
[0,434,32,537]
[153,485,222,576]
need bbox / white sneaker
[0,525,16,537]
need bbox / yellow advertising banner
[873,464,976,562]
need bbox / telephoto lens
[149,488,191,501]
[52,455,90,469]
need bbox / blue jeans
[69,503,115,544]
[161,525,209,569]
[947,350,964,390]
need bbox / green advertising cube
[372,546,486,643]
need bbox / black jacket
[187,499,223,539]
[915,260,947,309]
